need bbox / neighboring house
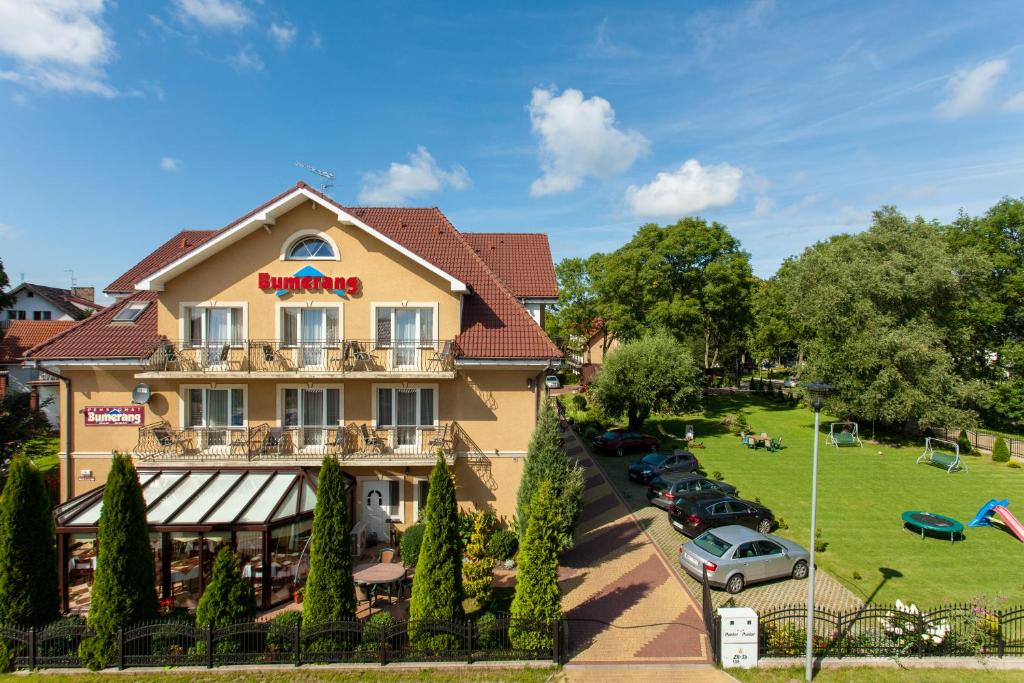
[0,319,79,428]
[26,181,562,613]
[3,282,103,321]
[583,319,619,365]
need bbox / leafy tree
[785,207,987,428]
[79,453,157,670]
[509,482,561,651]
[409,454,463,651]
[591,332,702,430]
[196,547,256,628]
[0,455,59,626]
[0,391,51,471]
[303,456,355,624]
[992,436,1011,463]
[747,259,803,369]
[462,512,495,606]
[514,402,584,551]
[0,259,13,312]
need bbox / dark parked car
[667,492,774,537]
[592,429,659,456]
[628,451,700,484]
[646,473,737,509]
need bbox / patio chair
[769,437,783,452]
[261,343,291,371]
[346,341,375,371]
[152,423,191,455]
[427,423,451,453]
[377,547,397,564]
[359,424,386,454]
[355,582,377,609]
[427,340,454,371]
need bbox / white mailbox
[717,607,758,669]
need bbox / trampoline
[901,511,964,544]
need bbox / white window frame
[279,229,341,261]
[370,302,439,348]
[411,476,429,523]
[371,383,440,428]
[274,302,344,346]
[276,383,345,452]
[113,301,150,322]
[179,384,248,453]
[178,302,249,346]
[356,475,405,524]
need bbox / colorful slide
[969,499,1009,527]
[993,506,1024,543]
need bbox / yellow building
[27,182,560,611]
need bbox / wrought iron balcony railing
[133,421,458,462]
[143,339,457,374]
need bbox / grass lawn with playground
[599,394,1024,606]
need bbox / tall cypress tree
[409,454,463,651]
[303,456,355,624]
[509,481,562,650]
[0,455,59,626]
[195,547,256,628]
[79,453,157,670]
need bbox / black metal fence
[930,427,1024,462]
[700,567,720,663]
[0,616,562,670]
[760,604,1024,658]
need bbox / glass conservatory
[54,466,353,612]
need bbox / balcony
[136,339,457,378]
[132,421,461,465]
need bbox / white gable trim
[135,187,468,293]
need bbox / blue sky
[1,0,1023,301]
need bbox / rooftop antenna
[294,162,335,195]
[64,269,77,288]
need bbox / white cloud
[0,223,16,239]
[229,45,263,71]
[528,86,648,196]
[309,31,322,49]
[0,0,117,96]
[1006,90,1024,112]
[359,147,471,205]
[174,0,251,30]
[754,196,775,218]
[936,58,1008,119]
[160,157,183,172]
[268,22,296,49]
[625,159,743,217]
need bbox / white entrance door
[363,481,391,543]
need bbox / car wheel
[726,574,745,594]
[792,560,809,580]
[757,518,772,534]
[616,447,624,457]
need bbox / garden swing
[916,437,967,474]
[828,421,862,447]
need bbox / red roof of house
[462,233,559,299]
[36,183,561,361]
[0,320,80,363]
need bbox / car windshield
[692,532,732,558]
[601,431,618,439]
[641,453,668,466]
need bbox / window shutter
[376,308,392,347]
[388,480,400,518]
[377,389,393,427]
[419,388,434,426]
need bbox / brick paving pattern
[558,423,710,665]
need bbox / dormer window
[287,237,335,260]
[113,301,150,322]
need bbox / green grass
[730,666,1024,682]
[24,435,60,472]
[619,395,1024,606]
[0,669,556,682]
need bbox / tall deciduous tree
[79,453,157,670]
[0,259,13,312]
[0,392,51,471]
[0,455,59,626]
[515,402,583,551]
[303,456,355,624]
[509,481,561,651]
[591,332,702,430]
[409,454,463,651]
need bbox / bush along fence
[0,615,563,670]
[758,603,1024,659]
[929,427,1024,462]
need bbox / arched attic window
[286,236,335,260]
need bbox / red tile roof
[25,292,160,360]
[9,283,104,320]
[34,183,562,361]
[462,233,559,299]
[0,320,79,363]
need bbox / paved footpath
[558,420,728,675]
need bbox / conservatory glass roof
[55,467,319,529]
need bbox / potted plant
[293,587,304,604]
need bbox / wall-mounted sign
[258,266,360,298]
[84,406,144,427]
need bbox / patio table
[353,562,406,603]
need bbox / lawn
[730,666,1024,682]
[0,671,555,683]
[591,394,1024,606]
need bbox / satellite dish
[131,383,151,405]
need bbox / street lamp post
[803,381,831,682]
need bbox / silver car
[678,525,810,594]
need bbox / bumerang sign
[84,406,144,427]
[258,268,361,298]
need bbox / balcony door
[282,387,341,449]
[186,307,243,367]
[281,307,340,369]
[186,387,244,450]
[376,386,435,451]
[375,306,434,370]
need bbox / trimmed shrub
[463,512,496,606]
[958,429,974,456]
[0,455,59,626]
[458,508,495,553]
[487,529,519,561]
[79,453,157,670]
[304,456,355,625]
[992,436,1011,463]
[195,547,256,654]
[569,394,587,411]
[475,611,505,650]
[399,524,425,567]
[509,482,561,651]
[358,610,395,653]
[409,454,464,651]
[1009,461,1021,469]
[267,611,301,653]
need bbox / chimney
[180,236,188,249]
[71,286,95,303]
